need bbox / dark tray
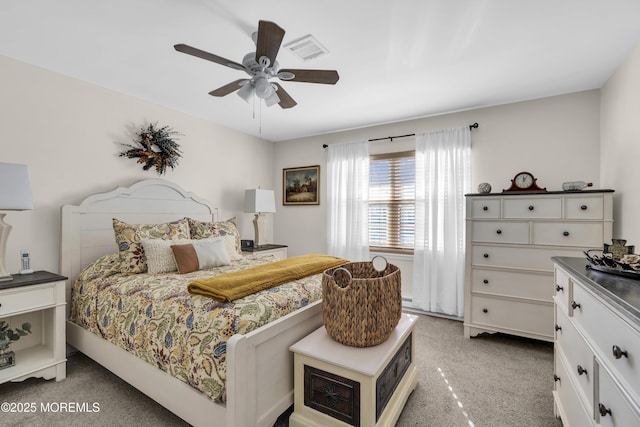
[586,263,640,280]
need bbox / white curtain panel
[326,141,370,261]
[413,127,471,317]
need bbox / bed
[60,179,325,427]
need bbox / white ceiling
[2,0,640,142]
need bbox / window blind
[369,151,415,253]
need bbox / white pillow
[223,235,243,261]
[193,238,231,268]
[142,238,191,274]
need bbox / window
[369,151,415,253]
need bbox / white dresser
[553,257,640,426]
[464,190,613,341]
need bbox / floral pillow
[187,217,242,255]
[113,218,190,274]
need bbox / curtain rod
[322,122,478,148]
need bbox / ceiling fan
[174,20,340,109]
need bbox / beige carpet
[0,314,563,426]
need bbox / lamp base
[0,213,14,281]
[253,213,269,247]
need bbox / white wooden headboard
[59,179,216,306]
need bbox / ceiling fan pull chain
[259,100,261,134]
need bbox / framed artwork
[283,165,320,205]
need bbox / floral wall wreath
[119,123,182,175]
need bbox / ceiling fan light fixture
[264,91,281,107]
[254,77,273,99]
[237,82,254,103]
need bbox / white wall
[274,91,601,297]
[0,55,275,275]
[601,40,640,244]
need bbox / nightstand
[0,271,67,383]
[289,314,418,427]
[242,244,288,259]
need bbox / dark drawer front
[304,365,361,426]
[376,333,412,420]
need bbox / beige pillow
[113,218,190,274]
[142,238,191,274]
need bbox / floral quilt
[69,253,322,403]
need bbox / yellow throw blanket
[188,254,348,302]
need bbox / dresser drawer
[571,283,640,397]
[565,196,605,220]
[597,362,640,427]
[0,283,56,317]
[470,198,501,219]
[376,334,412,420]
[469,295,553,338]
[555,308,595,410]
[472,245,584,271]
[503,197,562,219]
[304,365,361,426]
[554,348,595,427]
[554,266,571,315]
[471,268,553,301]
[532,222,604,247]
[471,221,529,244]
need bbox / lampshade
[0,163,33,210]
[244,189,276,213]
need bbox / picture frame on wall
[283,165,320,205]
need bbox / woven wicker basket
[322,257,402,347]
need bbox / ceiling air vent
[284,35,329,61]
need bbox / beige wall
[601,40,640,244]
[0,55,275,275]
[274,90,602,256]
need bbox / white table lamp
[0,163,33,281]
[244,189,276,247]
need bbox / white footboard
[227,300,323,427]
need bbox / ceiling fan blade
[255,21,285,67]
[208,79,249,97]
[278,69,339,84]
[174,44,245,71]
[272,83,297,109]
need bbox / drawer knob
[555,324,562,332]
[553,374,560,382]
[577,365,587,376]
[483,206,488,211]
[599,403,612,418]
[322,384,339,407]
[562,231,570,237]
[612,345,628,359]
[483,279,489,284]
[571,301,581,310]
[528,205,534,211]
[580,205,588,210]
[483,253,489,258]
[496,229,502,234]
[482,308,488,314]
[555,285,564,292]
